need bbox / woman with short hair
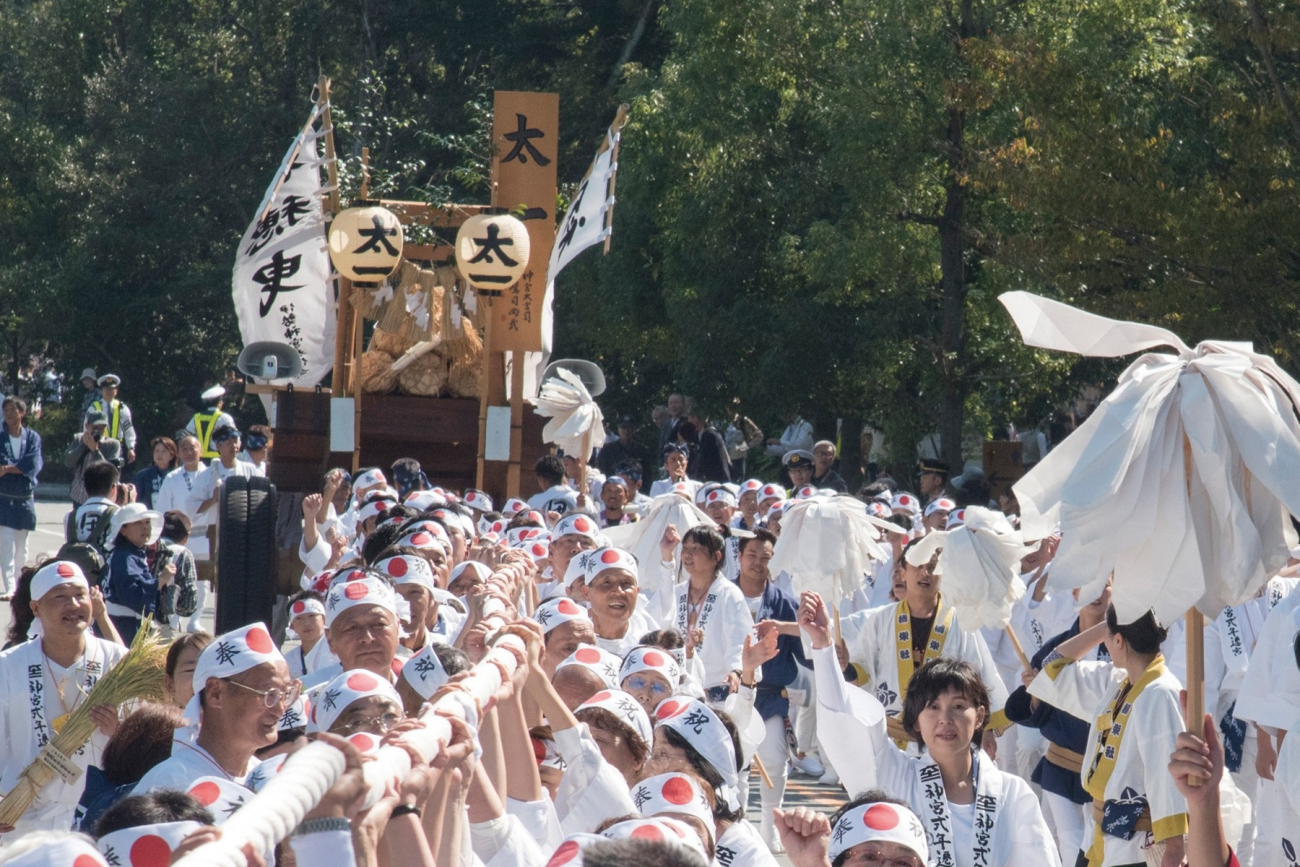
[0,397,40,599]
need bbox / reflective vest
[90,399,122,439]
[192,411,222,460]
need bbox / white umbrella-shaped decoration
[772,496,888,632]
[603,492,715,623]
[1000,290,1300,746]
[530,367,607,472]
[935,507,1035,668]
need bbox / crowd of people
[0,382,1292,867]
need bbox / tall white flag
[232,104,335,387]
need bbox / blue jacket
[736,579,810,720]
[1004,620,1107,805]
[0,425,41,531]
[103,540,158,617]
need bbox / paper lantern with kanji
[328,206,404,282]
[454,213,530,295]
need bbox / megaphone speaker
[238,341,304,381]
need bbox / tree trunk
[840,414,865,493]
[937,104,968,474]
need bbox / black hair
[860,479,896,499]
[508,511,546,530]
[737,528,777,554]
[637,628,685,651]
[954,476,991,509]
[681,526,724,568]
[575,706,649,765]
[390,457,425,489]
[434,643,471,676]
[616,459,644,481]
[827,790,915,867]
[83,461,121,497]
[5,564,38,648]
[900,657,991,749]
[93,791,214,839]
[886,514,913,534]
[101,703,185,786]
[658,707,744,822]
[362,522,407,565]
[582,839,708,867]
[383,504,420,523]
[3,396,27,415]
[165,632,213,680]
[536,455,566,487]
[161,511,191,543]
[660,443,690,463]
[1105,605,1167,655]
[1293,630,1300,674]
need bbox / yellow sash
[91,399,122,439]
[1082,655,1167,867]
[890,598,953,748]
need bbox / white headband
[580,547,639,585]
[534,597,591,635]
[324,576,402,628]
[826,801,929,863]
[619,646,681,691]
[401,643,450,700]
[629,773,714,833]
[576,688,653,744]
[374,554,436,592]
[98,821,203,866]
[31,560,89,602]
[654,697,740,811]
[555,646,621,687]
[311,668,403,733]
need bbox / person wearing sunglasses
[619,645,680,717]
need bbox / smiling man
[583,547,657,657]
[135,622,295,791]
[837,537,1009,753]
[0,562,127,838]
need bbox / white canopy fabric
[530,368,606,461]
[771,496,888,606]
[1000,291,1300,624]
[937,507,1032,632]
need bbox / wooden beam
[379,201,492,228]
[508,350,525,499]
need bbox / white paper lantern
[454,213,530,295]
[329,206,404,282]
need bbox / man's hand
[90,586,108,621]
[306,733,369,819]
[90,705,119,738]
[772,807,832,867]
[742,630,778,678]
[1021,667,1038,688]
[126,448,136,464]
[303,493,323,523]
[81,430,98,451]
[724,670,741,694]
[798,591,832,649]
[159,562,177,587]
[1256,727,1277,781]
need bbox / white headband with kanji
[375,554,436,592]
[619,646,681,690]
[703,487,737,508]
[502,497,529,518]
[923,497,957,518]
[186,776,252,824]
[353,469,387,490]
[463,489,493,511]
[97,821,203,866]
[311,668,403,733]
[630,772,715,835]
[580,547,639,585]
[758,483,786,503]
[289,598,326,619]
[576,688,653,743]
[600,817,710,861]
[654,696,741,809]
[826,801,929,863]
[403,490,447,511]
[555,645,621,687]
[324,575,402,628]
[401,643,450,700]
[533,597,591,635]
[554,513,600,540]
[7,838,107,867]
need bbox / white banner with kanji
[231,104,335,387]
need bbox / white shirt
[73,496,116,541]
[187,459,262,518]
[155,463,208,525]
[136,739,260,791]
[765,416,814,457]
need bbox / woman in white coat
[673,525,751,706]
[801,590,1059,867]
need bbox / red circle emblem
[74,857,104,867]
[531,544,547,557]
[574,517,591,533]
[630,823,664,841]
[57,562,77,578]
[661,776,694,805]
[129,834,171,867]
[344,583,369,601]
[347,672,379,691]
[642,650,665,667]
[189,781,221,806]
[600,550,620,564]
[574,647,601,664]
[345,569,367,582]
[387,558,408,578]
[589,690,612,703]
[412,533,431,545]
[349,733,376,752]
[557,599,580,615]
[863,804,900,830]
[656,699,686,720]
[245,627,273,654]
[545,840,581,867]
[292,601,306,615]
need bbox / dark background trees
[1,0,1297,483]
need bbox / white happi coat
[1233,577,1300,735]
[674,575,751,691]
[1028,654,1187,866]
[715,817,781,867]
[840,597,1010,731]
[552,723,636,834]
[811,645,1059,867]
[0,635,127,838]
[1272,719,1300,867]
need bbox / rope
[174,566,529,865]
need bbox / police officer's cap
[97,373,121,388]
[783,449,815,469]
[201,385,227,402]
[918,459,950,477]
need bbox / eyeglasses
[227,678,302,709]
[842,848,924,867]
[332,713,403,737]
[624,675,671,696]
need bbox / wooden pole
[602,104,629,255]
[752,753,774,789]
[351,306,363,473]
[1185,607,1206,786]
[318,76,348,397]
[1003,623,1033,672]
[508,349,525,499]
[476,298,493,490]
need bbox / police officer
[917,458,951,503]
[783,448,815,492]
[185,385,236,461]
[86,374,137,465]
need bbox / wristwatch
[293,816,351,837]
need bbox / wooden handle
[1185,607,1206,787]
[1004,623,1033,672]
[752,752,774,789]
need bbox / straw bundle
[368,326,412,358]
[0,623,168,825]
[397,348,448,396]
[359,350,399,394]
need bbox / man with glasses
[135,623,298,790]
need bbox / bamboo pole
[1181,433,1206,786]
[1004,623,1033,672]
[602,104,629,255]
[319,76,347,397]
